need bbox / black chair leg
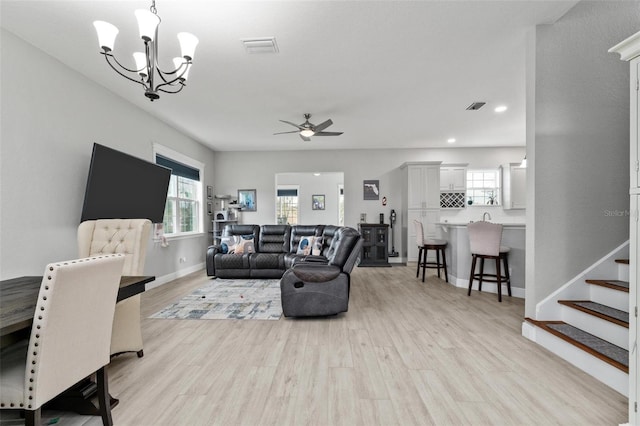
[96,366,113,426]
[435,249,441,278]
[468,255,477,296]
[496,258,502,302]
[478,258,485,292]
[441,248,448,282]
[416,247,422,278]
[503,254,512,297]
[421,247,427,282]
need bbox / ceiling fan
[274,113,343,141]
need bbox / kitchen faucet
[483,212,492,221]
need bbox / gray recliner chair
[280,227,363,317]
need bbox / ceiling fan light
[178,32,199,61]
[93,21,118,52]
[135,9,160,42]
[300,129,315,137]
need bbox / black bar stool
[413,220,448,283]
[467,221,511,302]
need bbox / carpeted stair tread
[558,300,628,328]
[615,259,629,265]
[525,318,628,373]
[585,279,629,292]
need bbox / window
[467,169,500,206]
[276,186,298,225]
[154,145,204,236]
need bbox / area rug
[149,278,282,320]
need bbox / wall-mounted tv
[80,143,171,223]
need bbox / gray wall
[527,1,639,316]
[0,29,216,279]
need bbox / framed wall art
[363,180,380,200]
[312,194,325,210]
[238,189,257,211]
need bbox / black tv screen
[80,143,171,223]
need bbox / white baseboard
[146,263,205,291]
[447,274,525,298]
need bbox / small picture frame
[238,189,257,212]
[207,185,213,200]
[312,194,325,210]
[207,202,213,215]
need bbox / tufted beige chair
[78,219,152,357]
[0,254,125,426]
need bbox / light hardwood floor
[8,265,628,425]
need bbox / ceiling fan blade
[300,134,312,142]
[273,130,300,135]
[279,120,304,130]
[313,119,333,132]
[314,131,343,136]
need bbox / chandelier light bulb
[173,58,190,80]
[93,21,119,52]
[177,32,199,60]
[133,52,148,76]
[135,9,161,41]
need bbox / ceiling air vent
[466,102,486,111]
[241,37,279,54]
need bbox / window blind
[277,189,298,197]
[156,154,200,181]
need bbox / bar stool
[413,220,448,283]
[467,221,511,302]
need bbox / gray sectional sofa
[206,224,363,317]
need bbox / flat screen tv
[80,143,171,223]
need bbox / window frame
[153,144,205,238]
[466,168,501,207]
[276,185,299,225]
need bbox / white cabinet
[440,167,466,191]
[502,163,526,210]
[610,30,640,425]
[407,164,440,209]
[401,162,441,262]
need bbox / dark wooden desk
[0,275,155,336]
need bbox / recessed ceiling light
[494,105,508,113]
[447,138,456,143]
[313,173,321,176]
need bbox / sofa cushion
[249,253,286,270]
[214,253,250,270]
[222,224,260,248]
[296,236,315,255]
[258,225,290,253]
[290,225,324,253]
[235,237,255,254]
[220,235,255,254]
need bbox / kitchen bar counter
[436,222,526,297]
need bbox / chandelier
[93,1,198,101]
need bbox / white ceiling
[1,0,578,152]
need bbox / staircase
[523,243,630,396]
